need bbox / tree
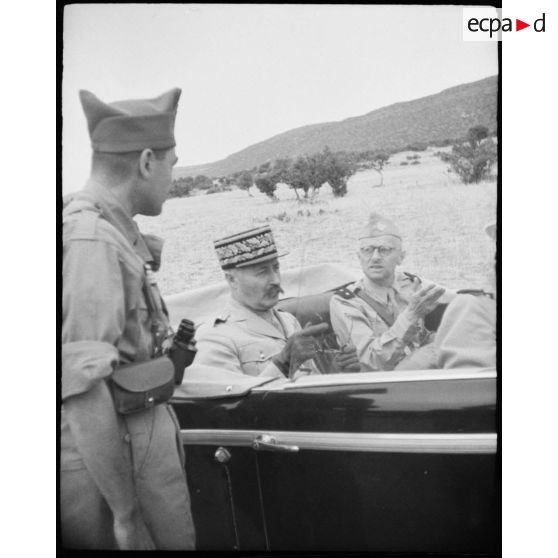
[467,125,489,148]
[367,153,390,186]
[281,147,356,199]
[320,148,356,197]
[437,126,496,184]
[285,156,313,199]
[168,176,194,198]
[193,175,212,190]
[237,171,253,196]
[254,172,278,199]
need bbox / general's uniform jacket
[195,298,319,378]
[329,272,436,372]
[61,180,194,549]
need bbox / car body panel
[172,368,497,552]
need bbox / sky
[62,4,497,192]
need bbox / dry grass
[137,149,497,297]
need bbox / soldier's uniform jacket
[435,292,496,369]
[329,272,435,372]
[195,298,319,378]
[61,180,194,549]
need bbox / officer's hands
[114,511,156,550]
[333,344,361,373]
[273,322,329,378]
[405,284,446,322]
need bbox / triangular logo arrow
[516,19,530,31]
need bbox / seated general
[195,225,359,378]
[330,213,448,372]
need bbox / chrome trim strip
[252,368,496,391]
[180,429,496,454]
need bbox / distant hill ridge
[176,75,497,178]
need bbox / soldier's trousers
[60,403,195,549]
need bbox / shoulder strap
[456,288,495,300]
[353,287,395,327]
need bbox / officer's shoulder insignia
[456,288,495,300]
[334,285,355,300]
[214,312,230,325]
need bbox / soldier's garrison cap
[214,225,286,270]
[359,212,402,241]
[79,88,181,153]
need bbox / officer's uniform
[330,272,435,371]
[196,297,317,377]
[195,225,319,378]
[61,89,195,549]
[435,292,496,369]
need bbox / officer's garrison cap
[214,225,286,270]
[79,88,181,153]
[359,212,402,241]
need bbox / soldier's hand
[333,344,361,373]
[114,511,156,550]
[273,322,329,377]
[406,284,446,322]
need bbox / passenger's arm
[330,295,421,371]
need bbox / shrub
[400,161,409,166]
[436,126,497,184]
[405,142,428,152]
[168,176,194,198]
[410,160,420,165]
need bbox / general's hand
[405,284,445,322]
[114,511,156,550]
[333,344,361,372]
[273,322,329,377]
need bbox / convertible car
[166,264,498,553]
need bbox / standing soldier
[61,89,196,549]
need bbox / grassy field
[137,148,497,297]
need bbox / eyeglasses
[359,245,395,258]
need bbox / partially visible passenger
[195,226,360,378]
[435,222,496,369]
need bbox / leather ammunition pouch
[110,356,175,414]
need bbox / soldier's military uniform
[435,292,496,369]
[330,272,436,371]
[196,297,316,377]
[61,89,195,549]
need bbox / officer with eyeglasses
[329,213,452,372]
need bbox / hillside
[176,75,497,178]
[140,150,497,296]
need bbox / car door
[171,372,275,551]
[249,369,497,553]
[173,368,497,553]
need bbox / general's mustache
[267,285,284,295]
